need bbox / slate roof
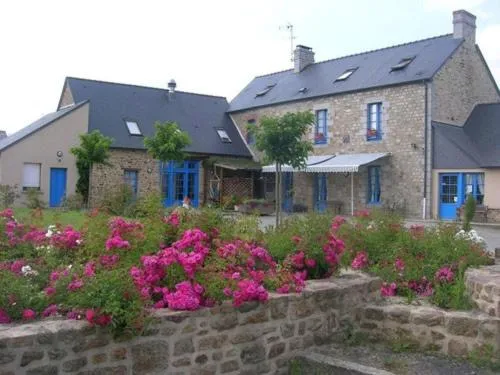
[64,77,251,157]
[0,101,88,152]
[229,34,463,112]
[432,103,500,169]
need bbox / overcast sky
[1,0,499,135]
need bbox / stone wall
[89,150,206,208]
[358,301,500,358]
[230,83,427,217]
[0,273,381,375]
[466,264,500,317]
[432,41,500,126]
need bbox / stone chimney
[167,79,176,100]
[453,9,476,44]
[0,131,6,140]
[294,45,315,73]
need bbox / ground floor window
[314,173,328,212]
[464,173,484,205]
[367,166,381,204]
[123,169,139,197]
[161,161,199,207]
[22,163,41,190]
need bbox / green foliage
[468,344,500,371]
[432,270,473,310]
[144,121,191,162]
[24,189,46,209]
[0,184,19,209]
[463,194,476,231]
[253,111,314,226]
[61,193,85,210]
[97,184,134,216]
[70,130,113,202]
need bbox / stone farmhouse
[0,9,499,221]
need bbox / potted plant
[367,129,378,138]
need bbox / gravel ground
[312,342,498,375]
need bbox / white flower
[21,265,38,276]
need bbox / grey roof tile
[229,34,463,112]
[0,102,88,152]
[66,77,251,157]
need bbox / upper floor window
[367,166,381,204]
[216,129,232,143]
[125,120,142,136]
[246,119,256,145]
[314,109,327,145]
[335,68,357,81]
[391,57,414,71]
[367,103,382,141]
[23,163,41,190]
[123,169,138,197]
[464,173,484,205]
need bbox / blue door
[161,161,199,207]
[50,168,67,207]
[439,173,462,220]
[282,172,294,213]
[314,173,328,212]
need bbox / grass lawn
[13,208,88,229]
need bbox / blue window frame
[123,170,138,197]
[367,103,382,141]
[314,109,327,144]
[246,119,256,145]
[367,166,381,204]
[464,173,485,205]
[160,161,200,207]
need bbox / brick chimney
[453,9,476,44]
[0,131,6,140]
[294,45,314,73]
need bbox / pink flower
[435,267,454,283]
[290,251,305,269]
[380,282,397,297]
[223,287,233,297]
[394,258,405,272]
[22,309,36,320]
[105,235,130,251]
[351,251,369,270]
[163,212,180,227]
[0,208,14,218]
[292,236,302,244]
[305,258,316,268]
[331,216,346,232]
[231,272,241,280]
[0,309,11,324]
[42,305,58,317]
[277,284,290,294]
[84,262,96,277]
[67,279,84,292]
[44,287,56,296]
[10,260,25,274]
[408,277,433,296]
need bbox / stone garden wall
[466,264,500,317]
[0,273,381,375]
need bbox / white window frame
[125,120,142,135]
[22,163,41,190]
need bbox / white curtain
[23,163,40,188]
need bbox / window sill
[367,202,381,206]
[313,141,329,148]
[366,138,382,142]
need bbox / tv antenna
[279,23,295,63]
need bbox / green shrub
[24,189,46,209]
[463,194,476,231]
[97,184,134,216]
[61,193,85,210]
[0,184,19,209]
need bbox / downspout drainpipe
[423,81,429,220]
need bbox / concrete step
[294,352,395,375]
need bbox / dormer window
[125,120,142,135]
[255,84,276,97]
[335,68,357,81]
[391,57,414,71]
[216,129,232,143]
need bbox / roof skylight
[391,57,414,71]
[255,84,276,97]
[298,87,308,94]
[335,68,357,81]
[216,129,232,143]
[125,120,142,135]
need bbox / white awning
[261,153,389,173]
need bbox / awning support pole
[351,172,354,216]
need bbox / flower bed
[0,207,491,335]
[335,210,492,309]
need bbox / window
[125,120,142,135]
[314,109,327,145]
[298,87,308,94]
[22,163,41,190]
[246,120,256,145]
[464,173,484,205]
[391,57,414,71]
[216,129,232,143]
[367,103,382,141]
[335,68,357,81]
[255,84,276,97]
[367,166,381,204]
[123,170,138,197]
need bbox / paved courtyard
[258,215,500,253]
